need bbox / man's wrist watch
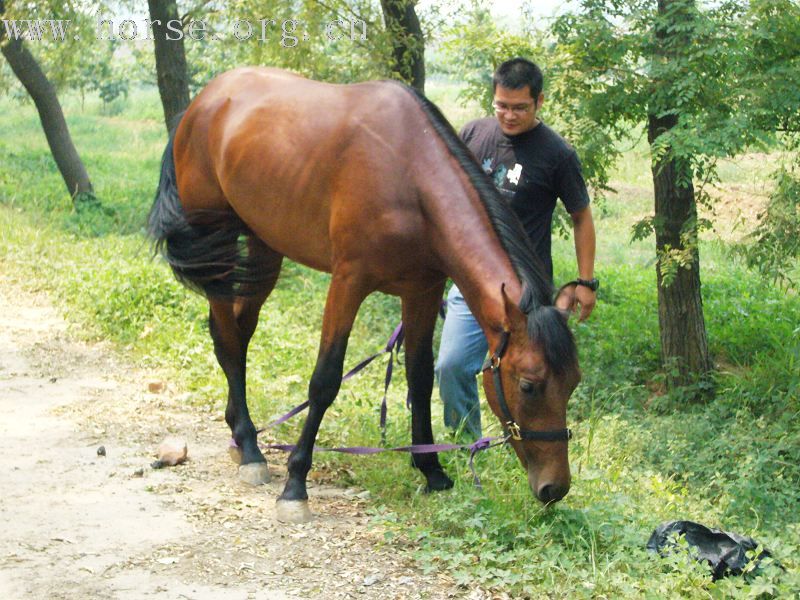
[576,278,599,292]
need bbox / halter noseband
[482,331,573,443]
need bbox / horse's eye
[519,379,535,395]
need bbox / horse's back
[173,67,430,275]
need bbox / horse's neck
[422,176,521,343]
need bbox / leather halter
[482,331,573,443]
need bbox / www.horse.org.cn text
[1,17,368,47]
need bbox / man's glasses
[492,101,534,115]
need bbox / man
[436,57,597,439]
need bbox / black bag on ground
[647,520,774,580]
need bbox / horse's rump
[147,131,278,299]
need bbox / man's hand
[568,205,597,321]
[555,282,596,322]
[574,284,596,322]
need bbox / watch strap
[576,278,599,291]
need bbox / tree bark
[380,0,425,93]
[648,0,713,391]
[147,0,190,132]
[1,1,94,201]
[648,114,713,387]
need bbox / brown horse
[148,67,581,522]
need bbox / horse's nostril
[537,483,568,504]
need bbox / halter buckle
[490,354,501,370]
[507,421,522,441]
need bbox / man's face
[493,84,543,136]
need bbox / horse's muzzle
[535,482,570,504]
[528,467,571,504]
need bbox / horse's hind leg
[402,282,454,493]
[209,246,283,485]
[210,297,268,484]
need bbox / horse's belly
[231,198,334,272]
[232,192,441,283]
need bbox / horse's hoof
[275,499,312,523]
[228,444,243,465]
[425,470,454,493]
[238,462,270,485]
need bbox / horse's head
[482,284,580,504]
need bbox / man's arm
[570,205,596,321]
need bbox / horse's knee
[308,363,341,408]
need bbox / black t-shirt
[460,117,590,280]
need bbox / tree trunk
[147,0,190,132]
[649,0,713,391]
[380,0,425,93]
[648,115,713,388]
[1,2,94,202]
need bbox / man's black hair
[492,58,544,98]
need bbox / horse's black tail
[147,117,274,299]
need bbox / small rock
[363,574,381,586]
[96,446,106,457]
[132,468,144,478]
[153,436,188,467]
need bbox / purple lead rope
[262,322,404,439]
[234,434,508,488]
[249,314,506,487]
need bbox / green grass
[1,88,798,598]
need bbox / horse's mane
[399,83,578,374]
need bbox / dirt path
[0,283,472,599]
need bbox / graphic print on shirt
[492,164,508,189]
[484,159,523,200]
[507,163,522,185]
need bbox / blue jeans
[435,285,488,438]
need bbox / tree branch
[308,0,378,29]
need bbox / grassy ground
[1,87,798,598]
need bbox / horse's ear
[500,283,526,333]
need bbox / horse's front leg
[402,282,454,492]
[276,269,371,523]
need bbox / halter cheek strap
[482,331,573,443]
